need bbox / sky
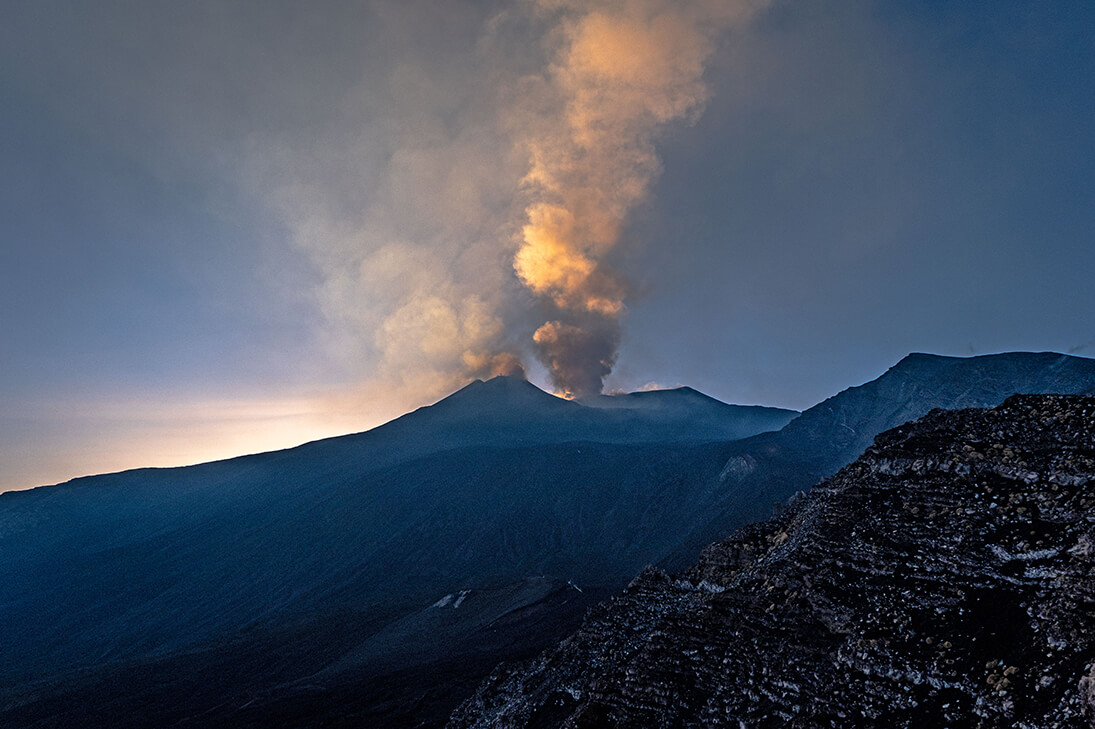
[2,0,1093,493]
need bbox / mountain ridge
[664,350,1095,566]
[3,377,796,496]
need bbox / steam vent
[450,395,1095,728]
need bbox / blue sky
[2,0,1093,492]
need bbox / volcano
[2,353,1095,728]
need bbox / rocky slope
[450,394,1095,728]
[670,351,1095,565]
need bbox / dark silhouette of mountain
[576,386,795,443]
[0,378,793,729]
[425,376,798,444]
[450,394,1095,728]
[667,351,1095,564]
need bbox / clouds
[236,2,528,402]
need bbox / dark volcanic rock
[671,351,1095,567]
[449,395,1095,728]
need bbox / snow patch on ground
[433,589,472,608]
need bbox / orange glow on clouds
[512,0,764,396]
[1,388,417,494]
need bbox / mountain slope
[0,378,791,728]
[668,351,1095,564]
[450,394,1095,728]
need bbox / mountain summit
[779,351,1095,462]
[671,351,1095,559]
[424,375,577,418]
[416,375,798,445]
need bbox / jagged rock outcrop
[449,394,1095,728]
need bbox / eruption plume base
[533,319,620,399]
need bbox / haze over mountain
[2,352,1094,728]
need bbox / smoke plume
[249,0,763,407]
[511,0,763,396]
[533,319,621,398]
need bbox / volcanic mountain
[450,393,1095,728]
[0,378,793,728]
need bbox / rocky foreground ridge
[449,395,1095,728]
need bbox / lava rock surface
[450,394,1095,728]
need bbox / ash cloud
[249,1,533,405]
[510,0,765,395]
[248,0,766,402]
[534,319,621,398]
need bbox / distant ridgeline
[1,352,1094,729]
